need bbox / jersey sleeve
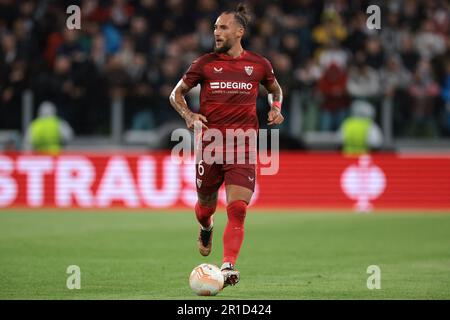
[261,57,276,87]
[182,57,204,88]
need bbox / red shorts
[195,161,256,195]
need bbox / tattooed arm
[169,80,208,130]
[265,79,284,126]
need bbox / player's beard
[214,40,232,54]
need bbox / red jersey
[182,50,276,130]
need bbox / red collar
[217,50,246,60]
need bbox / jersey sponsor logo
[210,81,253,90]
[213,67,223,73]
[244,66,253,75]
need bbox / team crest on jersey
[244,66,253,76]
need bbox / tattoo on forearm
[170,86,192,120]
[267,81,283,109]
[271,93,282,103]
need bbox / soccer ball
[189,263,224,296]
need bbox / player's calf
[195,202,215,256]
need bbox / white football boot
[221,262,240,287]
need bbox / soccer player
[169,4,284,287]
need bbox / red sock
[195,202,215,229]
[223,200,247,265]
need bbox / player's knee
[226,200,247,222]
[195,201,216,216]
[198,192,218,209]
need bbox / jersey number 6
[198,160,205,176]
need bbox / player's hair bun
[236,3,247,14]
[234,3,251,29]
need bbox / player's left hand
[268,107,284,126]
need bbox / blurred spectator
[379,55,412,97]
[57,29,86,62]
[280,32,303,68]
[0,0,449,143]
[270,52,294,133]
[2,131,21,152]
[103,54,131,98]
[294,57,321,132]
[317,63,349,131]
[379,11,404,56]
[81,0,110,23]
[129,15,149,54]
[407,59,441,137]
[400,33,421,73]
[347,51,380,104]
[379,55,412,136]
[345,12,369,54]
[312,9,347,48]
[415,19,446,60]
[196,18,215,53]
[296,58,322,89]
[90,33,107,69]
[365,36,385,70]
[101,22,122,55]
[24,101,74,154]
[318,38,348,70]
[1,32,18,65]
[441,62,450,135]
[0,30,27,128]
[429,1,449,36]
[109,0,135,30]
[400,0,423,31]
[338,100,383,155]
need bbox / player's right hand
[185,112,208,130]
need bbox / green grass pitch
[0,210,449,299]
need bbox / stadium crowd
[0,0,449,145]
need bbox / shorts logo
[210,81,253,90]
[244,66,253,76]
[248,176,254,182]
[196,178,202,188]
